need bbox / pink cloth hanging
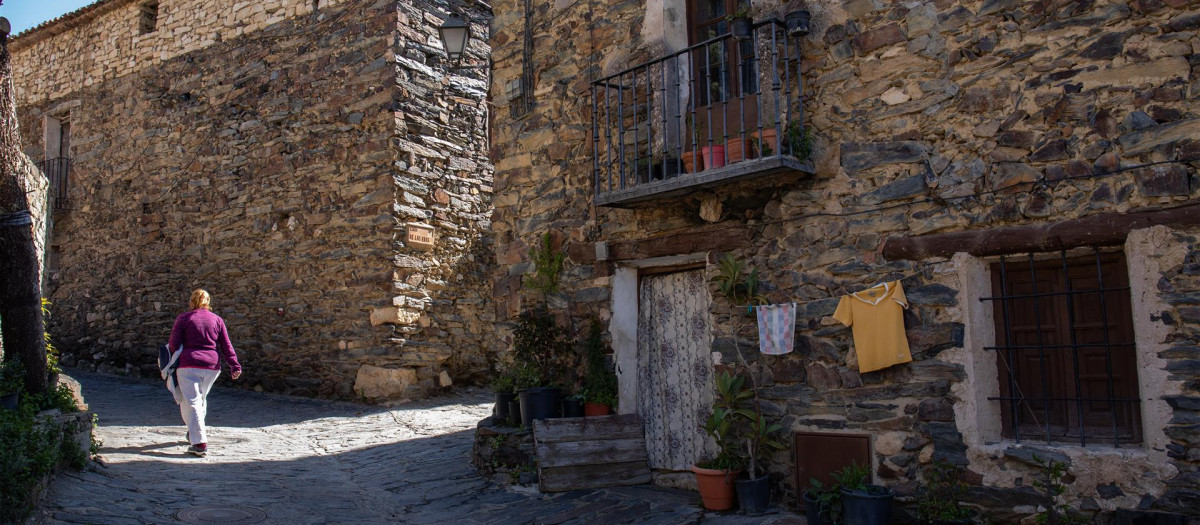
[756,303,797,355]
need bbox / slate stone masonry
[489,0,1200,519]
[12,0,495,402]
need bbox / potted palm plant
[837,461,895,525]
[734,411,785,514]
[693,371,751,511]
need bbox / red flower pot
[583,402,611,416]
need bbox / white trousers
[177,368,220,445]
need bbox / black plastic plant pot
[495,392,516,421]
[785,10,811,36]
[802,492,836,525]
[734,475,770,515]
[561,397,584,418]
[731,17,752,40]
[841,485,894,525]
[507,400,522,426]
[0,392,18,411]
[518,387,562,427]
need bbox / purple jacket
[167,309,242,373]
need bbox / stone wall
[13,0,494,402]
[489,0,1200,518]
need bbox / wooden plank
[532,414,644,443]
[539,461,653,493]
[608,227,751,262]
[534,437,649,468]
[881,202,1200,261]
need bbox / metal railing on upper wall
[37,158,72,211]
[591,18,809,206]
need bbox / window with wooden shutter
[988,250,1141,445]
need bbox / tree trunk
[0,26,49,395]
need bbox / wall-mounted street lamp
[437,15,471,63]
[437,14,488,70]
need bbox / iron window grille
[37,157,72,211]
[984,248,1141,447]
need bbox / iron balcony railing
[37,157,72,211]
[591,18,810,207]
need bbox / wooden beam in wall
[607,226,753,262]
[882,202,1200,260]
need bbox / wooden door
[637,269,716,470]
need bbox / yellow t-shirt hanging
[832,280,912,373]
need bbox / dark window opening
[139,1,159,35]
[988,249,1142,446]
[687,0,755,108]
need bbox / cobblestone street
[33,373,804,525]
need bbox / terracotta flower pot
[701,145,726,169]
[584,402,611,416]
[681,150,703,173]
[692,465,739,511]
[752,128,779,158]
[726,137,749,164]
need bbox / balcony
[37,157,72,211]
[591,18,814,208]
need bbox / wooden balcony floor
[595,155,815,207]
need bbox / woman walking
[167,289,242,457]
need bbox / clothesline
[738,259,941,312]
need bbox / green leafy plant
[0,361,25,395]
[489,372,515,395]
[740,411,785,480]
[726,3,751,20]
[511,308,566,388]
[43,298,61,376]
[582,319,618,408]
[808,477,843,523]
[1032,454,1088,525]
[526,232,565,297]
[832,461,871,492]
[750,135,773,157]
[917,461,974,523]
[0,395,87,523]
[698,371,753,471]
[785,120,814,162]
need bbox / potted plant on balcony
[837,461,894,525]
[728,4,753,40]
[784,119,815,162]
[916,461,974,525]
[750,126,779,159]
[693,370,750,511]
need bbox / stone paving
[32,372,805,525]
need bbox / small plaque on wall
[406,223,436,250]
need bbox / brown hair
[189,289,211,310]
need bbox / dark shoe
[187,444,207,457]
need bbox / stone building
[489,0,1200,519]
[12,0,495,402]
